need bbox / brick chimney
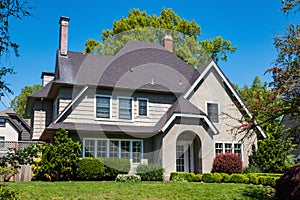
[59,16,70,56]
[163,35,173,53]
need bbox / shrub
[275,165,300,200]
[169,172,200,182]
[136,164,164,181]
[258,176,267,185]
[202,173,215,183]
[170,175,187,182]
[77,158,105,181]
[220,173,230,183]
[33,129,81,181]
[247,174,259,185]
[193,174,202,182]
[229,174,248,183]
[243,165,261,173]
[212,153,242,174]
[115,174,141,182]
[101,158,130,180]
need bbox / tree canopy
[0,0,31,98]
[84,8,236,67]
[10,84,41,118]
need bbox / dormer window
[96,96,111,118]
[138,98,148,116]
[207,102,219,123]
[0,118,5,127]
[118,97,133,120]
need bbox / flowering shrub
[115,174,141,182]
[212,153,242,174]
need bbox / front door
[176,142,194,172]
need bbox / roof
[0,108,30,133]
[55,41,199,93]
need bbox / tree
[235,76,295,173]
[10,84,42,118]
[0,0,31,98]
[84,8,236,67]
[33,129,81,181]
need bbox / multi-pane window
[215,142,242,158]
[119,98,132,119]
[84,139,95,157]
[176,145,185,172]
[84,139,142,164]
[207,103,219,123]
[0,136,4,147]
[97,140,107,158]
[234,144,242,157]
[224,143,232,153]
[0,118,5,127]
[138,99,148,116]
[215,143,223,155]
[132,141,142,163]
[109,140,119,158]
[121,141,130,159]
[96,96,111,118]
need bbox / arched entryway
[176,131,202,174]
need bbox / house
[27,16,266,178]
[0,108,31,155]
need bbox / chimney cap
[59,16,70,24]
[164,35,173,40]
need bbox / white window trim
[137,98,149,117]
[82,138,143,164]
[94,94,112,120]
[117,96,134,121]
[0,118,6,127]
[214,141,243,161]
[205,101,220,124]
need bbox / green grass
[7,181,272,200]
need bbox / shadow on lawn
[241,186,274,200]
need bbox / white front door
[176,142,194,172]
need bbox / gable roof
[0,108,30,133]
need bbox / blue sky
[0,0,298,109]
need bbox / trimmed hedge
[101,158,131,180]
[115,174,141,182]
[77,158,105,181]
[228,174,249,184]
[136,164,164,181]
[202,173,223,183]
[170,172,201,182]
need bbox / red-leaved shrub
[212,153,242,174]
[275,165,300,200]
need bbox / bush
[169,172,200,182]
[202,173,215,183]
[136,164,164,181]
[101,158,130,180]
[243,165,261,173]
[115,174,141,182]
[212,153,242,174]
[33,129,81,181]
[247,174,259,185]
[228,174,248,183]
[77,158,105,181]
[220,173,230,183]
[275,165,300,200]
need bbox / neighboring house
[0,108,31,156]
[27,16,265,178]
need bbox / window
[138,99,148,116]
[119,98,132,119]
[215,142,242,158]
[83,139,143,164]
[207,103,219,123]
[0,118,5,127]
[234,144,242,157]
[0,136,4,147]
[224,143,232,153]
[215,143,223,155]
[96,96,111,118]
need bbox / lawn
[7,181,273,200]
